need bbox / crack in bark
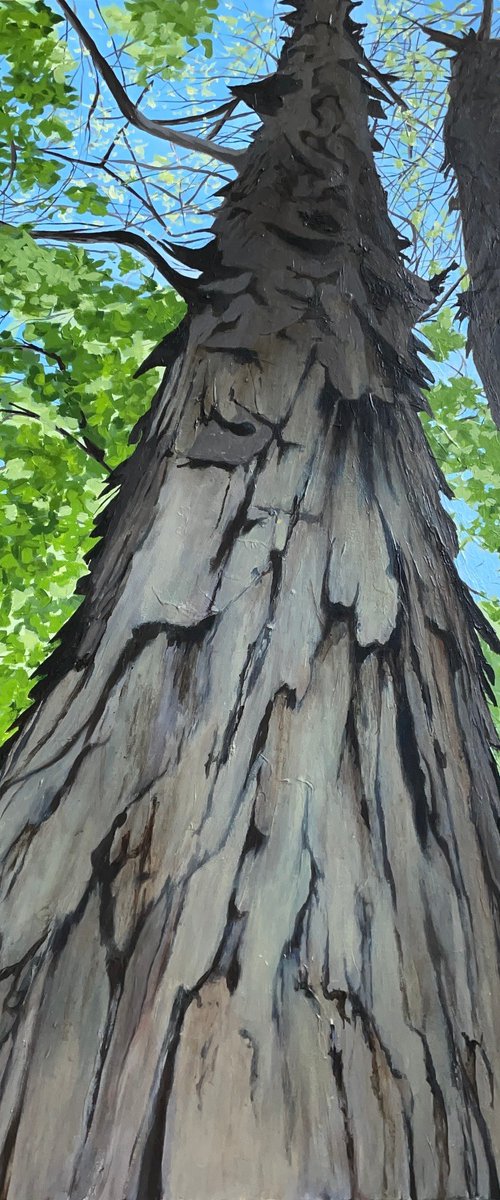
[135,984,193,1200]
[1,3,500,1196]
[328,1031,357,1198]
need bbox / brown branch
[0,333,67,372]
[38,146,176,232]
[207,98,239,140]
[121,133,169,230]
[59,426,109,469]
[31,226,198,301]
[55,0,241,166]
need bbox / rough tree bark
[443,33,500,429]
[1,2,500,1197]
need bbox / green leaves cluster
[102,0,218,77]
[422,308,500,714]
[0,228,184,741]
[422,309,500,562]
[0,0,76,193]
[0,0,226,741]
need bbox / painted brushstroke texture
[0,2,499,1196]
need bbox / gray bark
[1,3,499,1197]
[444,36,500,428]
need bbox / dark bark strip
[444,35,500,427]
[0,2,499,1197]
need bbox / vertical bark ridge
[444,36,500,428]
[0,1,499,1196]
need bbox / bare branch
[38,146,175,230]
[55,0,242,166]
[31,225,198,301]
[207,99,239,140]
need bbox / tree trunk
[444,36,500,428]
[1,3,500,1197]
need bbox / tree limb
[55,0,242,167]
[31,226,198,302]
[478,0,494,38]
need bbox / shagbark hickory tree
[1,1,500,1197]
[442,17,500,430]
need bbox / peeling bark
[444,35,500,428]
[0,2,499,1197]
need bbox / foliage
[102,0,218,79]
[0,0,76,195]
[422,309,500,723]
[422,311,500,562]
[0,0,277,740]
[0,226,184,740]
[366,0,479,274]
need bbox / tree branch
[358,54,408,110]
[31,226,198,302]
[156,99,239,127]
[417,23,463,51]
[478,0,494,38]
[55,0,242,166]
[420,271,467,321]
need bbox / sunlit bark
[0,3,499,1197]
[444,36,500,428]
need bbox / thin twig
[412,20,463,50]
[421,271,467,320]
[55,0,241,166]
[0,142,18,197]
[359,52,409,109]
[38,146,174,231]
[85,76,101,143]
[155,98,240,127]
